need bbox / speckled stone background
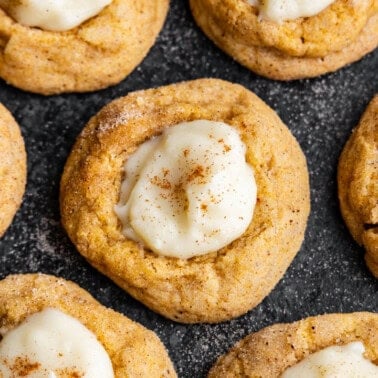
[0,1,377,376]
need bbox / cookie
[190,0,378,80]
[0,103,26,237]
[338,95,378,277]
[0,0,169,95]
[60,78,310,323]
[208,312,378,377]
[0,273,176,377]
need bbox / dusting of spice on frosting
[115,120,257,259]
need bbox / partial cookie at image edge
[0,0,169,94]
[208,312,378,377]
[190,0,378,80]
[0,103,26,237]
[338,95,378,277]
[0,273,177,377]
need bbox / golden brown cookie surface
[0,0,169,95]
[190,0,378,80]
[0,103,26,237]
[60,78,310,323]
[0,273,176,377]
[208,312,378,377]
[338,95,378,277]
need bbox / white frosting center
[115,120,257,259]
[0,0,112,31]
[282,342,378,378]
[0,308,114,378]
[248,0,335,22]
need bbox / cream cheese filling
[0,308,114,378]
[281,342,378,377]
[115,120,257,259]
[248,0,335,22]
[0,0,112,31]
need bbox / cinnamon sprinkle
[7,356,41,376]
[2,356,85,377]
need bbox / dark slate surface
[0,1,377,376]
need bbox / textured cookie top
[338,95,378,277]
[60,78,310,323]
[208,312,378,377]
[0,274,176,378]
[190,0,376,58]
[0,103,26,237]
[0,0,169,94]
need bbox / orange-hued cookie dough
[190,0,378,80]
[0,273,176,377]
[0,103,26,237]
[338,95,378,277]
[60,78,310,323]
[0,0,169,95]
[208,312,378,377]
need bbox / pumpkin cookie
[60,78,310,323]
[190,0,378,80]
[208,312,378,377]
[0,103,26,237]
[0,0,169,95]
[338,95,378,277]
[0,273,176,377]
